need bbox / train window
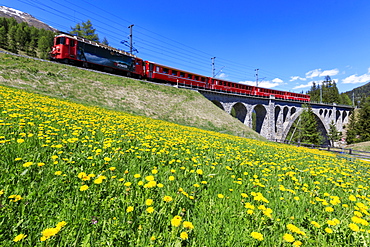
[194,76,199,81]
[149,63,154,71]
[172,70,178,76]
[163,68,169,74]
[56,37,66,45]
[187,74,192,79]
[70,40,75,47]
[180,72,185,77]
[201,77,205,82]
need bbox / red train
[50,34,310,102]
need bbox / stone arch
[211,100,224,111]
[342,111,348,123]
[312,112,329,145]
[319,109,323,116]
[253,104,267,134]
[281,108,304,140]
[275,106,281,132]
[231,102,247,123]
[283,106,289,122]
[291,107,296,115]
[336,110,340,123]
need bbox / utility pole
[320,82,322,103]
[255,69,259,87]
[211,57,216,78]
[128,24,134,54]
[352,92,355,106]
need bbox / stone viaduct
[198,89,354,143]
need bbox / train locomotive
[50,34,310,102]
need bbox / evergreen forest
[0,17,55,59]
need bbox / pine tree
[345,110,359,144]
[357,96,370,142]
[102,37,109,45]
[70,20,99,42]
[289,105,322,145]
[38,36,51,59]
[327,121,341,147]
[7,25,18,53]
[339,93,352,105]
[0,26,7,48]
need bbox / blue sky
[3,0,370,93]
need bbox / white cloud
[306,69,322,78]
[290,76,306,82]
[305,68,339,78]
[217,73,227,79]
[321,69,339,77]
[292,81,314,90]
[342,70,370,84]
[272,78,283,83]
[238,78,284,89]
[239,80,256,86]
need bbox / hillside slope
[0,52,263,140]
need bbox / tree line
[345,96,370,144]
[0,17,56,59]
[306,76,352,105]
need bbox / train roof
[145,61,208,78]
[55,33,140,59]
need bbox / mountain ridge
[0,6,58,32]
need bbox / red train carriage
[210,78,254,95]
[144,61,209,88]
[50,33,310,102]
[50,34,144,77]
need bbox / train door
[68,39,77,59]
[147,62,154,79]
[135,59,144,77]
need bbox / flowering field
[1,85,370,246]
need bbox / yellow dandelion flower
[145,175,154,181]
[80,185,89,191]
[163,195,173,202]
[311,221,321,228]
[349,195,357,202]
[126,206,134,213]
[349,223,360,232]
[250,232,264,241]
[13,234,27,242]
[171,216,182,227]
[283,233,295,242]
[325,227,333,233]
[17,139,25,143]
[146,207,155,213]
[146,199,153,206]
[325,207,334,212]
[124,182,132,187]
[23,162,33,167]
[293,240,303,246]
[183,221,194,229]
[180,231,188,240]
[217,194,224,199]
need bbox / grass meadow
[1,85,370,246]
